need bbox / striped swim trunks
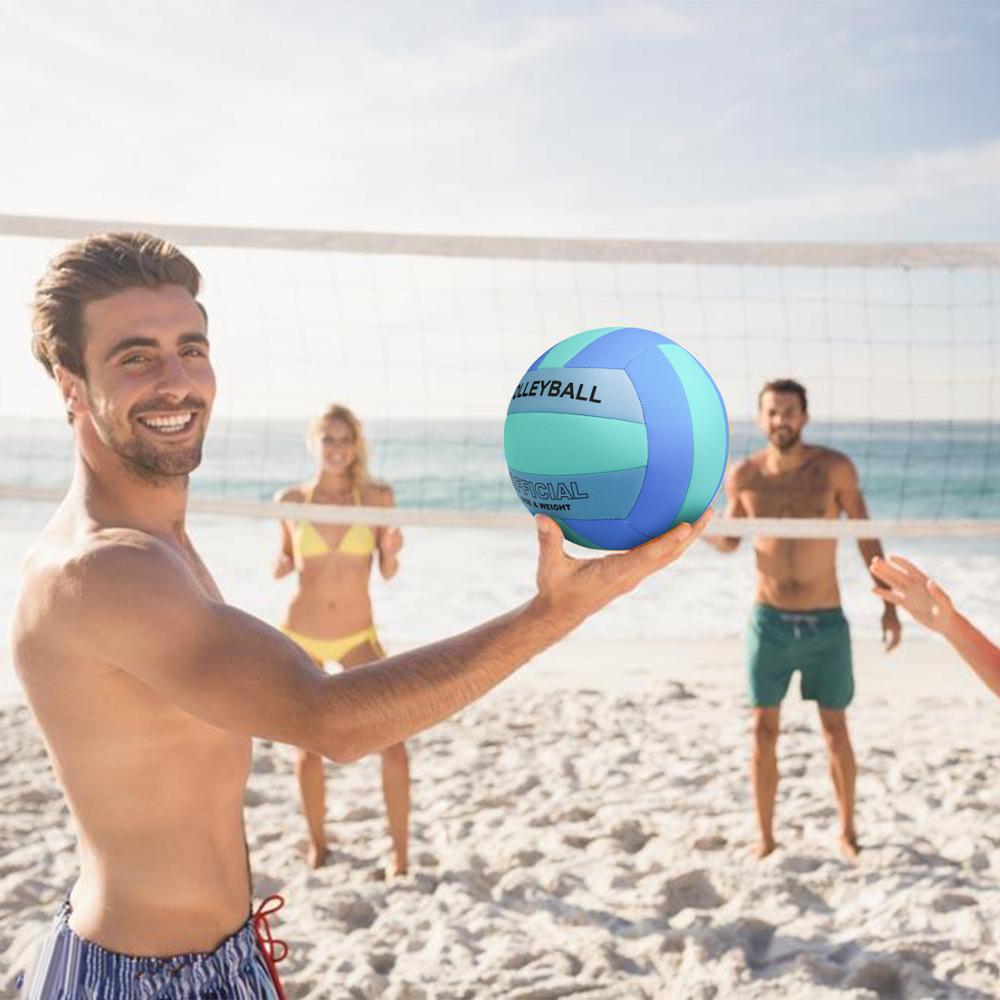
[21,899,286,999]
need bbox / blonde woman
[274,404,407,872]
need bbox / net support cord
[2,213,1000,268]
[1,488,997,538]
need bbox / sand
[2,638,998,999]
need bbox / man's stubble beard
[90,400,207,484]
[771,428,802,453]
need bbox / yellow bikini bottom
[281,625,382,665]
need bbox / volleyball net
[1,213,998,542]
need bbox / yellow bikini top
[292,487,377,561]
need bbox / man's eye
[182,346,206,358]
[122,354,148,365]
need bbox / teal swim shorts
[745,603,854,710]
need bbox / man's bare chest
[741,463,837,520]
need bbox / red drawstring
[253,894,289,1000]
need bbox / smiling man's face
[757,389,808,452]
[64,284,216,480]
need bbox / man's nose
[155,354,195,401]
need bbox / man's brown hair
[758,378,808,413]
[31,232,203,379]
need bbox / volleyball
[504,326,729,550]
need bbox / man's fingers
[535,514,565,558]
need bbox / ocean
[4,418,998,520]
[1,418,997,696]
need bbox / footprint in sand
[321,893,377,930]
[514,775,541,795]
[660,870,725,917]
[659,681,696,701]
[559,806,594,823]
[368,952,396,975]
[251,755,275,774]
[933,892,977,912]
[342,806,380,822]
[732,917,776,967]
[780,855,823,874]
[611,820,653,854]
[846,957,904,998]
[693,835,727,852]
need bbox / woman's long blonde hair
[309,403,370,495]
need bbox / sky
[0,1,997,423]
[0,0,998,241]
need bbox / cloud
[590,140,1000,239]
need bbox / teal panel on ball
[659,343,729,522]
[537,327,622,369]
[504,412,647,475]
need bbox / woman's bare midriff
[284,556,375,638]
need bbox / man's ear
[53,365,87,423]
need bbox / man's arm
[66,513,710,763]
[871,555,1000,698]
[702,464,745,553]
[833,455,901,652]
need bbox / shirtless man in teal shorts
[12,233,709,998]
[705,379,901,861]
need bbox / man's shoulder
[805,445,855,475]
[729,454,763,486]
[40,529,186,610]
[807,443,850,462]
[13,529,183,665]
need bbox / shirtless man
[705,379,901,862]
[13,232,709,998]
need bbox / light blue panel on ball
[532,327,622,371]
[507,367,644,423]
[659,344,729,522]
[623,345,693,536]
[507,466,645,520]
[504,412,647,475]
[565,326,671,369]
[562,516,652,551]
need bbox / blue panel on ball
[565,327,672,369]
[536,327,623,369]
[552,517,602,550]
[507,367,644,423]
[562,517,652,551]
[659,344,730,523]
[525,347,550,373]
[624,345,693,536]
[507,466,646,520]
